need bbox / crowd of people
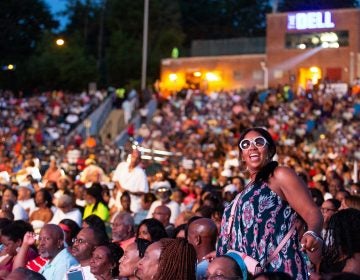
[0,85,359,280]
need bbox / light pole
[141,0,149,91]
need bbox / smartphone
[67,268,85,280]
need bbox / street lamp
[55,38,65,46]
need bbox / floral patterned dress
[217,181,309,279]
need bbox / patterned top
[216,181,309,279]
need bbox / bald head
[153,205,171,226]
[187,218,218,252]
[43,224,64,241]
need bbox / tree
[105,0,184,88]
[278,0,359,11]
[62,0,103,67]
[178,0,271,45]
[0,0,58,90]
[24,32,98,91]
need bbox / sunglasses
[239,136,267,150]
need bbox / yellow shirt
[83,202,109,222]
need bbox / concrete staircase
[99,109,125,143]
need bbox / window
[285,30,349,49]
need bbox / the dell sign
[288,11,335,30]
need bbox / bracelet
[303,230,323,241]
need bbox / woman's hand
[202,251,216,262]
[300,232,323,253]
[23,232,37,246]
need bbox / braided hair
[155,238,196,280]
[321,209,360,272]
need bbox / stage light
[205,72,220,81]
[169,73,178,81]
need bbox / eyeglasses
[239,136,267,150]
[321,207,337,213]
[72,238,89,245]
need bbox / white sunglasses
[239,136,268,150]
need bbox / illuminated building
[160,8,360,93]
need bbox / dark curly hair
[136,238,152,258]
[102,243,124,277]
[36,189,53,208]
[321,209,360,273]
[136,218,168,242]
[83,214,107,235]
[1,220,34,243]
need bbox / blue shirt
[40,248,79,280]
[196,259,209,280]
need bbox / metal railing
[114,98,157,147]
[65,93,114,144]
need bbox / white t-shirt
[147,200,180,224]
[50,208,82,227]
[112,162,149,213]
[18,198,36,213]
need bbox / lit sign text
[287,11,335,30]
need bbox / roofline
[267,7,360,17]
[162,54,266,64]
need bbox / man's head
[74,182,85,199]
[187,218,218,258]
[111,212,134,242]
[129,149,141,168]
[2,188,18,203]
[57,176,71,191]
[140,193,156,211]
[155,185,171,203]
[7,267,46,280]
[38,224,64,259]
[152,205,171,227]
[57,194,74,213]
[17,183,34,201]
[71,227,108,264]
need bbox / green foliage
[105,0,184,88]
[25,32,97,91]
[1,0,359,91]
[0,0,58,63]
[0,0,58,90]
[106,30,142,86]
[178,0,271,45]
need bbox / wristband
[303,230,323,241]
